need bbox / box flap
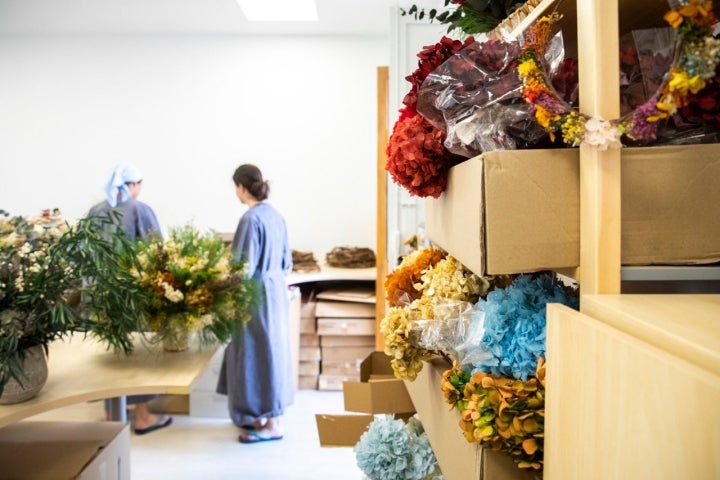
[316,287,376,304]
[315,414,373,447]
[0,421,126,480]
[359,351,395,382]
[343,380,416,415]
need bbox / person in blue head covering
[86,163,171,435]
[87,163,162,241]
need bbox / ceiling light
[235,0,319,22]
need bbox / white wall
[0,34,388,261]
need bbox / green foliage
[400,0,526,36]
[111,224,258,349]
[0,210,147,396]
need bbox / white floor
[30,390,366,479]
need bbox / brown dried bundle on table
[325,247,376,268]
[291,250,320,273]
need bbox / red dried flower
[386,108,462,198]
[403,36,475,108]
[679,63,720,129]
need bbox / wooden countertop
[581,294,720,376]
[0,333,219,428]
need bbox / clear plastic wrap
[417,32,567,157]
[408,298,492,369]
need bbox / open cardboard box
[426,144,720,276]
[315,352,416,447]
[0,421,130,480]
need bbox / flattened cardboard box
[0,421,130,480]
[315,286,376,304]
[426,144,720,275]
[316,318,376,336]
[405,359,532,480]
[315,413,374,447]
[315,300,375,318]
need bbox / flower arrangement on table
[112,224,257,351]
[355,415,443,480]
[518,1,720,148]
[0,209,145,397]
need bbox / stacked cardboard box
[298,292,321,389]
[315,287,376,390]
[316,351,416,446]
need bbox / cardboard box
[316,287,376,304]
[404,358,533,480]
[320,335,375,347]
[299,346,321,362]
[300,333,320,347]
[315,300,375,318]
[319,373,359,391]
[342,352,415,415]
[321,360,362,376]
[301,299,317,319]
[426,145,720,276]
[299,360,320,376]
[298,375,319,390]
[149,394,190,414]
[300,317,316,334]
[315,414,374,447]
[317,318,376,336]
[321,346,375,363]
[0,421,130,480]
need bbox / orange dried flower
[384,246,446,306]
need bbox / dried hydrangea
[380,306,433,380]
[355,415,443,480]
[417,255,489,303]
[474,273,579,381]
[442,359,547,473]
[385,246,446,307]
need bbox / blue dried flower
[473,273,579,381]
[355,415,443,480]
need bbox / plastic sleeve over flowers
[415,34,570,157]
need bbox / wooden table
[0,332,220,428]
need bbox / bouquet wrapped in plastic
[416,32,568,157]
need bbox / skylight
[235,0,319,22]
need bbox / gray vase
[0,345,49,404]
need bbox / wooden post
[376,66,389,350]
[577,0,621,296]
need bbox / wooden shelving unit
[545,0,720,478]
[388,1,719,478]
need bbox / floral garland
[354,415,443,480]
[441,358,546,474]
[518,1,720,148]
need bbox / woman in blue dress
[217,164,294,443]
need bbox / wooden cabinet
[546,295,720,479]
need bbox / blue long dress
[87,197,162,407]
[216,202,294,427]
